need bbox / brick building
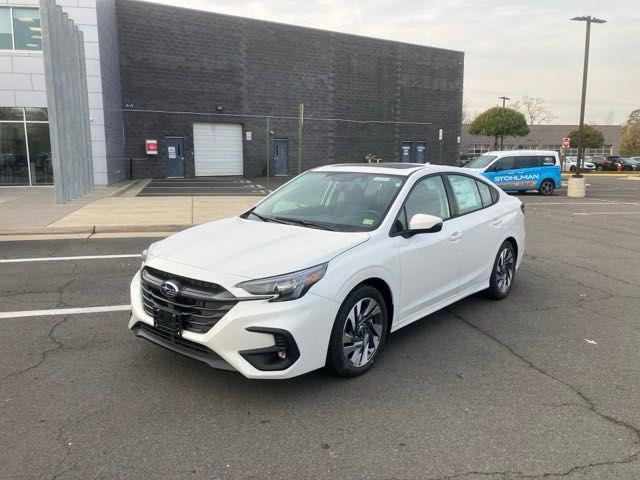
[0,0,464,197]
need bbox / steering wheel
[361,210,381,224]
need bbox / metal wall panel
[40,0,94,203]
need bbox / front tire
[538,179,555,196]
[485,241,516,300]
[326,285,388,377]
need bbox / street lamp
[498,96,510,150]
[571,15,606,181]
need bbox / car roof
[483,150,558,156]
[313,163,468,177]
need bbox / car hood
[148,217,370,279]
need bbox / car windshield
[248,171,406,232]
[464,155,498,169]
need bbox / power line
[122,108,433,126]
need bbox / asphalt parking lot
[1,175,639,479]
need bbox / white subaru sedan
[129,163,525,379]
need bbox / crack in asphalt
[49,423,75,480]
[0,316,69,383]
[440,308,640,480]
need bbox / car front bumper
[128,270,340,379]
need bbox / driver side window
[490,156,515,172]
[396,175,451,231]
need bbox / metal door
[165,137,185,178]
[401,141,412,162]
[416,142,427,163]
[273,139,288,176]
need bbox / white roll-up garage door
[193,123,243,176]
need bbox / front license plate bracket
[154,308,183,336]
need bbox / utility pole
[298,103,304,175]
[571,15,606,178]
[498,96,510,150]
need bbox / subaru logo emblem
[160,280,181,298]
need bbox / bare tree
[461,102,479,125]
[514,96,556,125]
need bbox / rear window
[476,181,494,207]
[448,175,483,215]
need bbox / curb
[92,224,191,233]
[562,173,640,177]
[0,224,193,236]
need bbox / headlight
[236,263,328,302]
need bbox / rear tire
[570,166,576,172]
[485,241,516,300]
[326,285,388,377]
[538,179,555,196]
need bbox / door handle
[449,232,462,242]
[491,219,503,227]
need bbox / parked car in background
[464,150,561,195]
[591,155,623,171]
[563,156,595,172]
[618,158,639,171]
[129,163,525,379]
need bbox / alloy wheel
[540,180,554,195]
[342,297,384,367]
[496,247,515,294]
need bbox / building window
[468,144,490,156]
[0,107,51,185]
[0,7,41,51]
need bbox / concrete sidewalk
[0,184,261,237]
[48,195,261,230]
[0,183,132,231]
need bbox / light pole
[571,15,606,179]
[498,96,510,149]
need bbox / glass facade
[0,108,51,185]
[0,7,41,50]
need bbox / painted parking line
[573,211,640,216]
[0,254,141,264]
[525,202,618,206]
[0,305,131,319]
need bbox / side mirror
[406,214,443,236]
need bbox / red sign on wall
[145,139,158,155]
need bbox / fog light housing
[239,327,300,371]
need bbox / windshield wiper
[273,217,336,231]
[246,210,288,224]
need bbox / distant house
[460,124,623,158]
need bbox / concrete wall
[0,1,47,108]
[117,0,464,178]
[40,0,93,202]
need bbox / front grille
[134,323,235,371]
[138,322,214,357]
[141,266,238,334]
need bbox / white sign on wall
[168,146,177,159]
[246,131,252,141]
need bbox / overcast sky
[151,0,639,125]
